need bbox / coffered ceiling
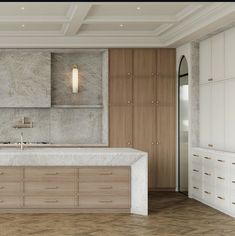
[0,2,235,47]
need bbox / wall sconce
[72,64,79,93]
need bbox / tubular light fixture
[72,64,79,93]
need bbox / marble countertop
[0,148,148,166]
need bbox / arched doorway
[178,56,189,195]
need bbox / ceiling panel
[0,22,62,31]
[87,3,189,17]
[0,3,70,16]
[80,22,162,32]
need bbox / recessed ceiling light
[137,6,141,10]
[21,24,25,28]
[20,6,25,10]
[120,24,124,27]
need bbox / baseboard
[149,188,176,192]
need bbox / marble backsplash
[0,49,108,145]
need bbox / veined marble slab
[0,148,148,216]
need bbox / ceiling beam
[0,16,69,23]
[63,3,92,36]
[83,16,177,24]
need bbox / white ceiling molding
[0,2,234,47]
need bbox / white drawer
[215,156,229,170]
[230,193,235,213]
[191,184,202,199]
[231,178,235,191]
[203,168,214,186]
[230,161,235,178]
[192,169,202,183]
[203,155,214,168]
[215,194,229,210]
[192,153,202,165]
[203,185,214,205]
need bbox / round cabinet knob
[127,72,131,76]
[127,101,131,104]
[151,142,154,145]
[151,72,155,76]
[156,101,159,105]
[127,142,131,145]
[156,142,159,145]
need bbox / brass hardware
[44,200,58,203]
[151,72,154,76]
[127,72,131,76]
[193,186,199,190]
[127,141,131,145]
[99,200,112,203]
[217,177,225,180]
[99,172,112,175]
[217,159,225,163]
[208,144,213,147]
[127,100,131,104]
[151,142,154,145]
[193,169,199,172]
[156,142,159,145]
[204,156,211,160]
[99,186,112,190]
[204,191,211,194]
[193,154,199,157]
[204,172,211,176]
[45,187,58,190]
[45,172,58,175]
[13,116,33,129]
[217,196,225,200]
[151,100,155,104]
[156,101,159,105]
[208,78,213,81]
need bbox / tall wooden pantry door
[133,49,157,189]
[109,49,133,147]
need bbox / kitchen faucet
[20,132,24,150]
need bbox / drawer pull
[0,186,4,189]
[204,172,211,176]
[217,159,225,163]
[0,172,4,175]
[232,163,235,165]
[193,154,199,157]
[44,200,58,203]
[99,186,113,190]
[232,181,235,183]
[193,169,199,172]
[45,187,58,190]
[217,177,225,180]
[45,172,58,175]
[99,172,112,176]
[208,144,213,147]
[232,202,235,205]
[99,200,113,203]
[193,186,199,190]
[217,196,225,200]
[204,191,211,195]
[204,156,211,160]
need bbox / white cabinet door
[212,33,224,82]
[200,38,212,84]
[200,84,211,148]
[225,27,235,79]
[211,82,224,150]
[225,78,235,152]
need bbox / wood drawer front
[24,196,75,208]
[24,168,75,181]
[79,167,130,182]
[0,168,22,182]
[79,195,130,209]
[24,182,75,195]
[0,182,22,195]
[79,182,130,195]
[0,196,22,208]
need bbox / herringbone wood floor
[0,192,235,236]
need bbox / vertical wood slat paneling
[109,48,176,190]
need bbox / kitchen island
[0,148,148,215]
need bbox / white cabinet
[200,33,224,84]
[212,32,224,82]
[200,38,212,84]
[200,82,224,150]
[200,84,211,147]
[225,78,235,152]
[225,27,235,79]
[191,148,235,218]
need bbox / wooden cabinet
[0,167,131,213]
[109,48,176,190]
